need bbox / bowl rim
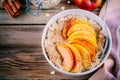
[41,9,112,76]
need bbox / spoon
[100,0,109,60]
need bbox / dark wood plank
[0,1,100,24]
[0,50,93,79]
[0,25,93,79]
[0,25,43,48]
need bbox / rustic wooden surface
[0,0,103,79]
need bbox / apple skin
[56,44,74,72]
[74,0,102,11]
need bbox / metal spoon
[100,0,109,60]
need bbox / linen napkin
[89,0,120,80]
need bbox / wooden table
[0,0,103,79]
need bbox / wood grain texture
[0,0,102,79]
[0,25,43,48]
[0,25,93,80]
[0,1,100,24]
[0,50,92,79]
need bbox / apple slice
[62,19,93,39]
[56,44,74,72]
[72,19,92,27]
[66,43,82,73]
[68,40,96,60]
[68,31,96,42]
[67,35,97,48]
[62,18,76,39]
[67,24,96,37]
[72,44,91,70]
[62,24,72,39]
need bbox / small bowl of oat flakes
[41,9,112,76]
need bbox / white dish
[42,9,112,76]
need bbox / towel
[89,0,120,80]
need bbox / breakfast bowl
[41,9,112,76]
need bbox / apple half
[74,0,102,11]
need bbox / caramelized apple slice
[67,35,97,48]
[67,24,96,37]
[72,44,91,70]
[72,19,92,27]
[56,44,74,72]
[68,40,96,60]
[66,43,83,73]
[62,18,75,39]
[62,24,72,39]
[68,31,96,42]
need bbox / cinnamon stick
[14,11,20,17]
[14,0,21,10]
[3,1,14,17]
[8,0,18,14]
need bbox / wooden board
[0,0,103,79]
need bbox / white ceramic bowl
[42,9,112,76]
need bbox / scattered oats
[45,13,50,17]
[50,71,55,75]
[61,6,65,10]
[67,0,71,4]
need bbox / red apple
[74,0,102,11]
